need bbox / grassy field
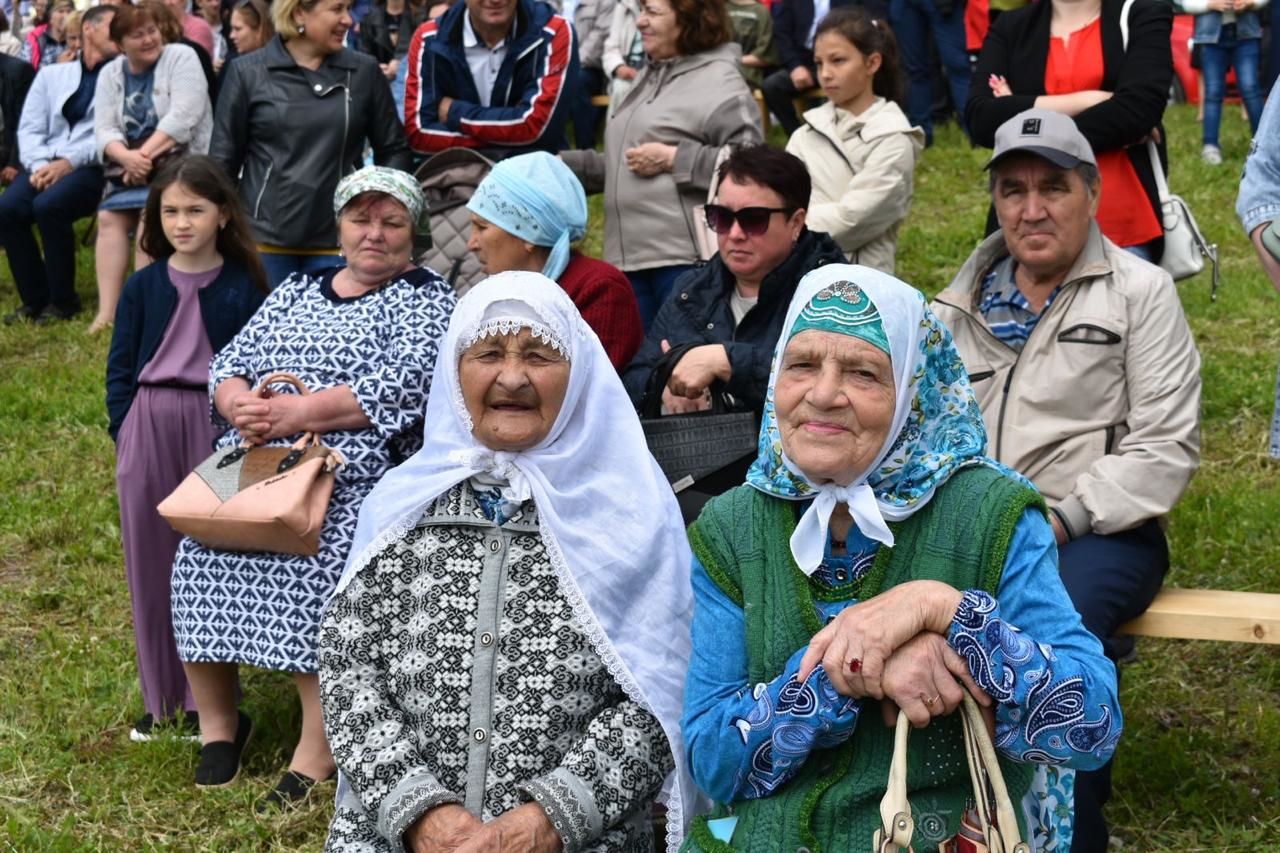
[1,104,1277,850]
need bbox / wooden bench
[1118,588,1280,644]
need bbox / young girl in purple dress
[106,155,267,742]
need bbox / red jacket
[558,252,643,370]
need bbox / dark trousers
[568,66,608,149]
[0,165,104,313]
[761,66,811,136]
[1056,518,1168,852]
[891,0,971,145]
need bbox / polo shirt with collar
[462,10,513,107]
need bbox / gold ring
[923,694,940,709]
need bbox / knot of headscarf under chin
[790,481,895,576]
[446,447,533,503]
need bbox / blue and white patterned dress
[171,267,455,673]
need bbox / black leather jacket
[210,36,411,249]
[358,2,428,64]
[0,53,35,169]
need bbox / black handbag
[639,343,758,519]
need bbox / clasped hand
[117,149,153,186]
[405,803,562,853]
[796,580,991,727]
[624,142,677,177]
[229,387,310,445]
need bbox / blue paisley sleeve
[682,558,861,804]
[947,508,1122,770]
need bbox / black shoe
[34,302,81,324]
[194,711,253,788]
[131,711,202,743]
[3,305,41,325]
[255,769,336,813]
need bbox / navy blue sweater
[106,260,265,441]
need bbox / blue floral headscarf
[746,265,996,574]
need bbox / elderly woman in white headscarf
[679,265,1121,852]
[320,273,696,852]
[466,151,643,370]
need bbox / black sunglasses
[704,204,794,237]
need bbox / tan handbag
[874,693,1030,853]
[156,372,347,556]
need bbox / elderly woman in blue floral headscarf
[679,265,1121,852]
[466,151,643,369]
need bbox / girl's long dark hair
[141,155,269,293]
[815,7,904,106]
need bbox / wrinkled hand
[614,65,638,81]
[228,388,310,444]
[661,340,730,399]
[30,158,72,190]
[988,74,1012,97]
[0,166,17,185]
[438,95,455,124]
[452,804,562,853]
[116,149,153,186]
[876,632,991,729]
[662,386,711,414]
[405,804,485,853]
[797,580,965,699]
[1234,0,1255,9]
[625,142,677,177]
[789,65,815,90]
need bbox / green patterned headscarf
[787,279,890,355]
[333,166,426,231]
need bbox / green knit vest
[682,466,1044,853]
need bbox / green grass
[1,105,1278,850]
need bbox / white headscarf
[338,272,698,850]
[745,265,992,576]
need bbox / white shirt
[805,0,831,50]
[729,289,758,327]
[462,10,512,107]
[562,0,579,22]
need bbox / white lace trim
[458,318,571,359]
[538,528,688,853]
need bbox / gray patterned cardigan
[319,481,673,853]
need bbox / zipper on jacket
[253,162,273,219]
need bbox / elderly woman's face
[338,193,414,283]
[120,21,164,68]
[637,0,680,61]
[459,328,571,452]
[467,214,542,275]
[774,330,896,486]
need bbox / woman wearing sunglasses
[621,144,845,416]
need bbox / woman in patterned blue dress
[679,265,1121,852]
[169,166,455,808]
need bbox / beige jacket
[785,98,923,274]
[561,42,762,271]
[931,225,1202,539]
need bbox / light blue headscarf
[746,265,1007,575]
[466,151,588,281]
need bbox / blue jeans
[890,0,971,145]
[1201,26,1265,147]
[626,264,696,332]
[1056,518,1168,852]
[0,165,104,312]
[259,252,346,289]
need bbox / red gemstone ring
[847,658,862,674]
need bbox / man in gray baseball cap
[931,107,1202,851]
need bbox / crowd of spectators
[2,0,1278,850]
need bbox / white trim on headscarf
[336,272,699,850]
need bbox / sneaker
[130,711,201,743]
[1201,144,1223,165]
[194,711,253,788]
[3,305,41,325]
[255,769,336,813]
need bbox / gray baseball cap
[986,108,1097,171]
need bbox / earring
[296,23,305,34]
